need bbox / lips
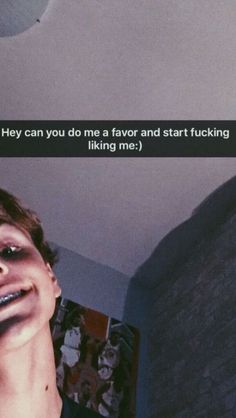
[0,286,32,308]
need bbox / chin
[0,314,51,354]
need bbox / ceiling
[0,158,235,276]
[0,2,235,275]
[0,0,236,119]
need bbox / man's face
[0,223,61,352]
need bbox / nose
[0,260,9,276]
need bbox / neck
[0,325,62,418]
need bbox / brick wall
[146,212,236,417]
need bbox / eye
[0,245,22,259]
[107,350,115,359]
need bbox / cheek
[10,252,47,274]
[10,257,58,318]
[35,289,57,324]
[27,265,58,315]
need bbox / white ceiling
[0,3,235,275]
[0,158,235,276]
[0,0,236,119]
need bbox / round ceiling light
[0,0,49,37]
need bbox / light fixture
[0,0,49,37]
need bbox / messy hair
[0,188,57,266]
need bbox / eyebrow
[0,231,29,243]
[0,238,24,246]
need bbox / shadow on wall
[123,175,236,418]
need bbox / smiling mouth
[0,289,30,308]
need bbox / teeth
[0,290,23,307]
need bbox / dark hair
[0,188,57,266]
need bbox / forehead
[0,223,32,244]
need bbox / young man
[0,188,101,418]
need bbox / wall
[133,176,236,417]
[148,212,236,417]
[53,244,129,320]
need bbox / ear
[46,263,61,298]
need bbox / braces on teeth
[0,290,24,306]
